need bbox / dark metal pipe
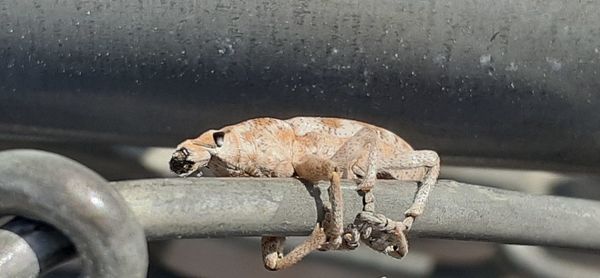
[1,0,600,169]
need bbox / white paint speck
[433,54,447,66]
[505,62,518,72]
[546,57,562,71]
[479,54,492,66]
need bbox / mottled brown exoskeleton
[170,117,440,270]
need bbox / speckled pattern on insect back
[170,117,440,271]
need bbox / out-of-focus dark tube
[1,0,599,169]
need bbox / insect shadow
[297,179,328,224]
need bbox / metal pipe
[1,0,600,170]
[3,175,600,276]
[500,245,600,278]
[3,150,600,276]
[114,178,600,250]
[0,217,75,277]
[0,229,40,278]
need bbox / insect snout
[169,147,194,175]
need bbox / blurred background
[1,0,600,276]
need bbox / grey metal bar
[114,178,600,250]
[2,176,600,276]
[0,149,148,278]
[500,245,600,278]
[0,229,40,278]
[0,217,74,276]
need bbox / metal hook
[0,150,148,277]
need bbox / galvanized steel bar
[0,217,74,277]
[3,176,600,276]
[0,150,148,277]
[500,245,600,278]
[114,178,600,250]
[0,229,40,278]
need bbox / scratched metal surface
[0,0,599,168]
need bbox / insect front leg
[293,155,344,250]
[261,223,326,271]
